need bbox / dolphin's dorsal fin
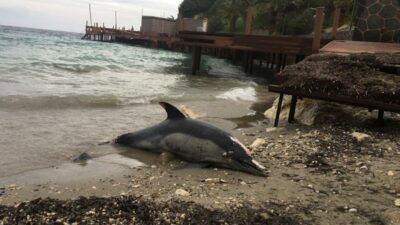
[159,102,186,120]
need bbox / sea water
[0,25,268,177]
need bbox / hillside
[178,0,354,35]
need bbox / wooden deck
[177,31,331,74]
[320,40,400,55]
[268,40,400,127]
[82,26,175,48]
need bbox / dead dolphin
[115,102,266,176]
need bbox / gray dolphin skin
[115,102,266,176]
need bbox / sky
[0,0,183,33]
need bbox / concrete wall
[141,16,176,36]
[183,18,207,32]
[353,0,400,42]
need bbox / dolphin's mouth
[230,158,267,177]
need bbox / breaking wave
[216,87,257,102]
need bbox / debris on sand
[175,189,190,197]
[73,152,92,163]
[280,53,400,105]
[0,197,307,225]
[250,138,266,149]
[351,132,372,142]
[202,178,227,184]
[395,199,400,207]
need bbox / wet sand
[1,99,400,225]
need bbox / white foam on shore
[216,87,257,102]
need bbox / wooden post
[89,4,93,26]
[277,53,283,71]
[378,110,384,121]
[192,46,202,75]
[274,93,284,127]
[288,96,298,123]
[115,11,118,30]
[282,54,287,69]
[270,53,276,69]
[312,7,325,53]
[245,7,253,35]
[331,8,341,39]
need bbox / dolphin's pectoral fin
[173,162,211,170]
[160,152,177,165]
[159,102,186,120]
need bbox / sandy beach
[1,97,400,225]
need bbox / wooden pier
[82,24,176,48]
[82,7,338,75]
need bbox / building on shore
[141,16,176,37]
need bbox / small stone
[73,152,92,163]
[259,212,270,220]
[360,165,369,171]
[349,208,358,213]
[151,165,157,169]
[381,209,400,225]
[395,199,400,207]
[175,189,190,197]
[351,132,371,142]
[202,178,227,184]
[388,171,395,176]
[249,138,266,149]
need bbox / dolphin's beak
[229,158,267,177]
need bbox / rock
[249,138,266,149]
[175,189,190,197]
[259,212,270,220]
[202,178,227,184]
[387,171,395,176]
[351,132,371,142]
[395,199,400,207]
[359,165,369,172]
[265,127,284,133]
[381,209,400,225]
[73,152,92,163]
[348,208,358,213]
[179,105,206,119]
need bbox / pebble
[381,209,400,225]
[202,178,227,184]
[249,138,266,149]
[348,208,357,213]
[175,189,190,197]
[351,132,371,142]
[359,165,369,171]
[395,199,400,207]
[387,171,395,176]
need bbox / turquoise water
[0,25,267,178]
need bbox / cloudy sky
[0,0,183,33]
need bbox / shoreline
[1,102,400,224]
